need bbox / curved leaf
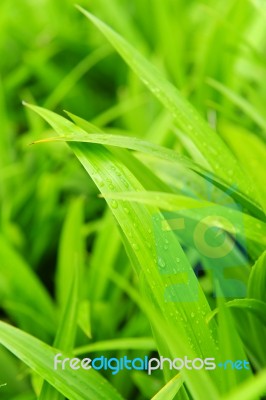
[0,322,123,400]
[76,6,253,201]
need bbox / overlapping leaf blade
[76,6,253,202]
[26,103,220,399]
[0,321,124,400]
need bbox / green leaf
[132,372,162,399]
[216,287,251,393]
[207,298,266,327]
[25,103,220,400]
[221,124,266,214]
[74,337,156,355]
[44,46,112,110]
[99,191,266,246]
[206,295,266,370]
[208,79,266,134]
[76,6,252,200]
[87,209,122,301]
[221,369,266,400]
[0,235,56,338]
[0,321,124,400]
[32,132,263,219]
[39,199,84,400]
[151,373,183,400]
[31,108,264,219]
[39,268,79,398]
[248,251,266,302]
[32,129,206,176]
[56,197,85,308]
[77,300,92,339]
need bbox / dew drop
[158,257,166,268]
[169,312,175,318]
[132,243,139,251]
[164,238,169,250]
[146,268,151,275]
[110,200,118,209]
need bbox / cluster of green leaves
[0,0,266,399]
